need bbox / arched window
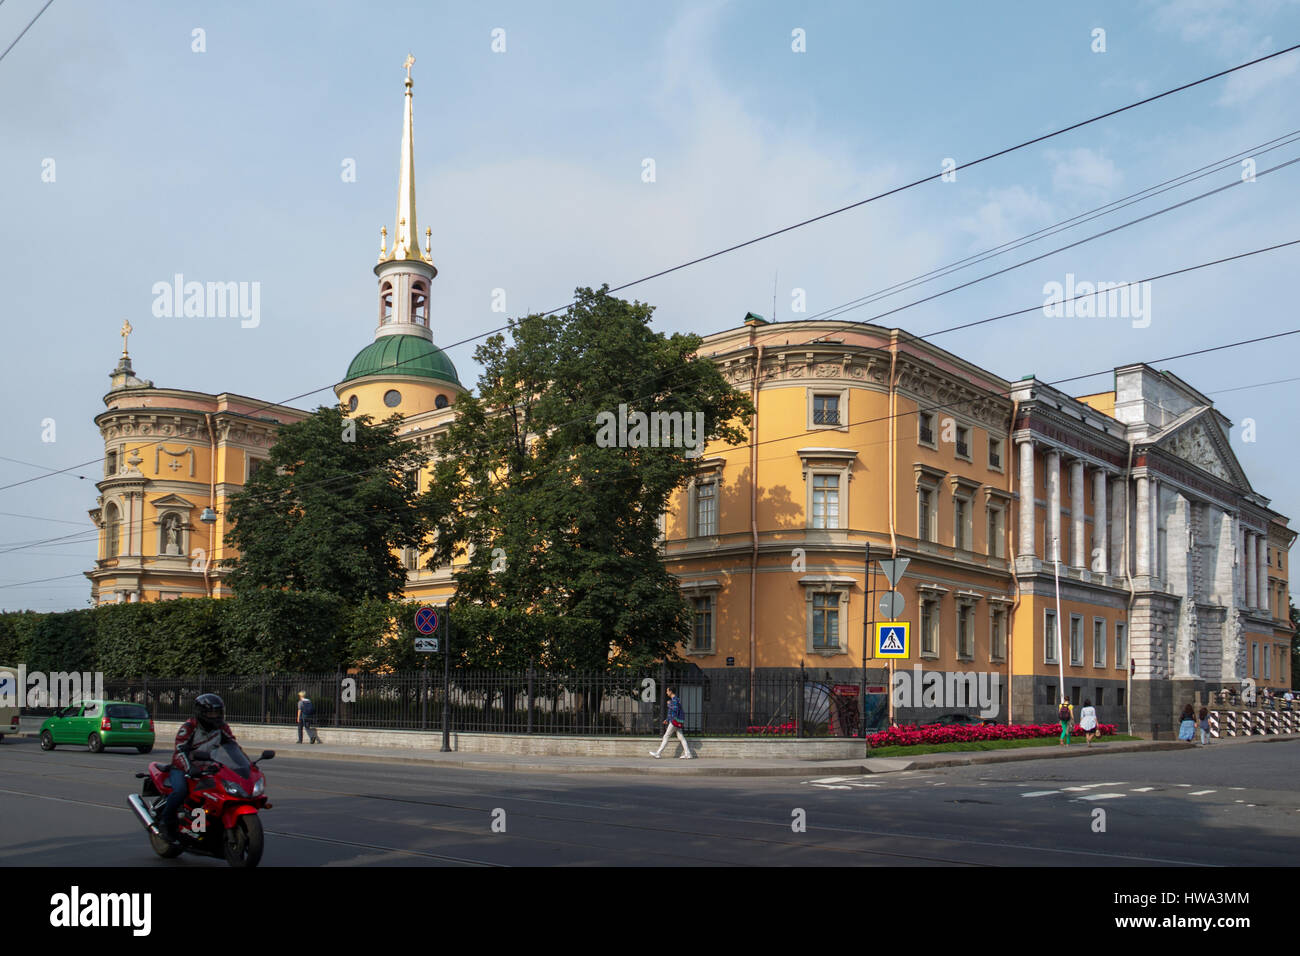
[411,280,429,327]
[104,503,120,558]
[380,281,394,324]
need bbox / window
[405,470,420,494]
[691,596,714,652]
[435,394,449,409]
[988,437,1003,470]
[955,426,970,460]
[1070,615,1083,665]
[957,604,974,659]
[104,503,120,558]
[248,456,265,480]
[403,547,419,571]
[953,495,971,550]
[990,607,1007,661]
[1071,686,1081,706]
[813,394,840,426]
[1115,623,1127,671]
[105,450,117,476]
[384,389,402,408]
[987,505,1004,558]
[918,487,935,542]
[1045,684,1057,705]
[411,280,430,326]
[919,412,935,447]
[347,395,358,412]
[920,598,939,656]
[380,281,394,323]
[1252,642,1259,678]
[811,474,839,529]
[1044,609,1059,663]
[694,480,717,536]
[1264,644,1272,679]
[812,593,840,649]
[1095,688,1104,707]
[1093,619,1106,667]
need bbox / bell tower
[374,54,438,342]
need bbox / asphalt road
[1,735,1296,866]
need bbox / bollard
[1209,710,1220,738]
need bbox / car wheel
[88,733,104,753]
[136,745,153,754]
[40,730,55,751]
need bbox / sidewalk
[120,731,1298,777]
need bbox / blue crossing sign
[874,622,910,658]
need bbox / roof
[342,335,461,387]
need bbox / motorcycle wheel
[88,733,104,753]
[223,815,263,868]
[40,731,55,751]
[149,830,183,859]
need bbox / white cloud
[1047,148,1122,197]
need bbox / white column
[1110,476,1125,576]
[1150,477,1160,583]
[1045,449,1061,562]
[1245,531,1257,608]
[1070,459,1085,568]
[1253,538,1263,613]
[1093,468,1108,575]
[1135,475,1151,577]
[1018,438,1035,557]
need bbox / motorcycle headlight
[252,777,264,796]
[221,779,247,797]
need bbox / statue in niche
[162,514,182,556]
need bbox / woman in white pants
[650,687,693,758]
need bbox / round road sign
[414,607,439,635]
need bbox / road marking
[1189,789,1216,796]
[810,777,851,784]
[1175,784,1192,788]
[1061,782,1127,791]
[812,784,851,790]
[1021,791,1058,797]
[1131,787,1155,792]
[1077,793,1126,801]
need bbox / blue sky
[2,0,1299,609]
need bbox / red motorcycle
[128,743,274,867]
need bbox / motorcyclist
[162,693,237,845]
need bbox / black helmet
[194,693,225,731]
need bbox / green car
[39,700,155,754]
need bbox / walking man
[649,687,693,759]
[297,690,320,744]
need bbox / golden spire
[383,52,429,264]
[120,319,133,356]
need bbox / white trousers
[655,722,691,756]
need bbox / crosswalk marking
[1131,787,1155,792]
[810,777,851,784]
[1077,793,1126,801]
[1021,791,1059,797]
[1189,789,1216,796]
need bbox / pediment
[1152,410,1251,492]
[150,493,198,511]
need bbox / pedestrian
[1057,698,1074,746]
[297,690,320,745]
[1178,703,1196,742]
[1198,706,1210,745]
[1079,698,1098,746]
[649,687,693,759]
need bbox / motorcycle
[128,742,274,867]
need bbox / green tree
[424,286,752,670]
[223,406,428,603]
[1290,599,1298,690]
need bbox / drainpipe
[749,340,762,719]
[204,412,217,598]
[1008,400,1020,726]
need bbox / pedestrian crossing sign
[874,622,909,658]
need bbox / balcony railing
[813,408,840,425]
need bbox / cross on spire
[120,319,132,356]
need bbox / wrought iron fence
[100,668,885,738]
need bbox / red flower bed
[747,722,797,735]
[866,722,1117,749]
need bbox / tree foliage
[423,286,752,669]
[223,406,428,602]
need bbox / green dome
[343,334,460,386]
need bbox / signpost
[440,611,452,752]
[414,608,440,729]
[873,556,910,732]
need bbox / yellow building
[84,63,1294,735]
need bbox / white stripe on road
[810,777,851,783]
[1062,782,1126,791]
[1077,793,1127,801]
[812,784,851,790]
[1131,787,1155,792]
[1189,789,1216,796]
[1021,791,1059,797]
